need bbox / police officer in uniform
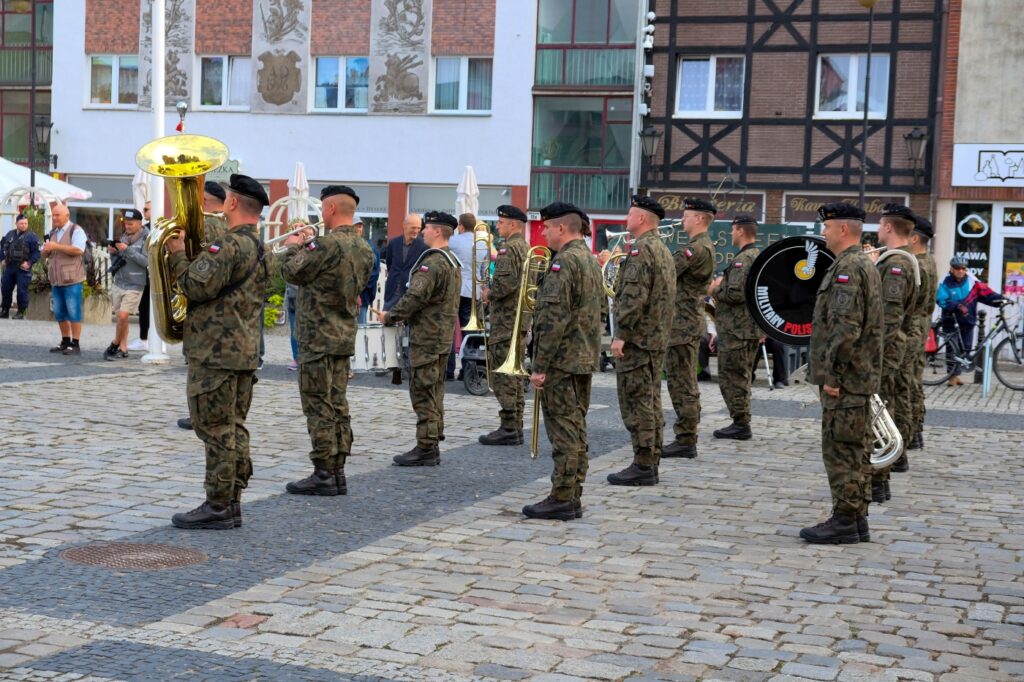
[381,211,461,466]
[168,174,269,530]
[871,204,919,502]
[907,214,938,451]
[522,202,602,521]
[663,198,716,458]
[0,213,41,318]
[801,203,883,544]
[280,185,374,496]
[606,195,676,486]
[710,215,761,440]
[479,204,530,446]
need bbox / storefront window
[1003,238,1024,297]
[954,203,993,282]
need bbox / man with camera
[103,209,149,360]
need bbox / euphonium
[463,225,492,333]
[601,252,627,298]
[135,134,229,343]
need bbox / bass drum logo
[793,239,819,281]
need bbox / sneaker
[127,338,149,351]
[62,345,81,356]
[12,311,24,320]
[105,350,129,361]
[103,343,118,359]
[50,341,69,353]
[257,359,265,370]
[287,360,299,371]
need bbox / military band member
[167,174,269,530]
[381,211,461,466]
[523,202,602,521]
[280,185,373,496]
[479,204,530,446]
[801,203,883,544]
[607,196,676,486]
[871,204,920,502]
[907,215,938,451]
[710,215,761,441]
[663,198,716,458]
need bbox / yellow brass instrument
[496,245,552,459]
[463,226,492,333]
[601,252,627,299]
[264,195,323,254]
[266,223,323,254]
[136,134,229,343]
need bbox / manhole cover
[61,542,207,571]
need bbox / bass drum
[744,235,835,347]
[352,324,401,372]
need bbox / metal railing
[530,170,630,212]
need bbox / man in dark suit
[383,213,426,309]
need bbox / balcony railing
[530,169,630,212]
[0,48,52,85]
[535,47,634,88]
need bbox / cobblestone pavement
[0,318,1022,681]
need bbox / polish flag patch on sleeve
[551,263,561,272]
[890,266,902,275]
[208,244,220,253]
[630,249,639,256]
[734,261,743,268]
[684,249,693,257]
[836,274,850,283]
[419,265,429,272]
[498,248,507,255]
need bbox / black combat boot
[856,516,870,542]
[606,463,657,486]
[171,501,235,530]
[232,490,242,528]
[333,466,348,495]
[662,441,697,458]
[478,428,520,446]
[12,310,24,320]
[799,514,859,544]
[177,416,193,430]
[522,496,575,521]
[871,481,886,503]
[0,309,8,319]
[393,444,440,467]
[713,422,752,440]
[907,432,922,450]
[884,479,891,501]
[891,453,909,473]
[917,431,924,448]
[573,498,583,519]
[286,468,340,495]
[517,429,524,444]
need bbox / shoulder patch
[836,274,850,283]
[684,248,693,258]
[498,248,507,255]
[551,263,561,272]
[208,243,221,253]
[890,266,902,275]
[194,259,212,273]
[419,265,429,272]
[630,248,640,256]
[733,261,743,268]
[307,240,318,251]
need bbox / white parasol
[455,165,479,217]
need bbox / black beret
[817,202,866,223]
[539,201,587,223]
[497,204,527,222]
[732,213,758,226]
[423,210,458,230]
[913,215,934,239]
[631,194,666,220]
[881,203,915,221]
[203,181,226,201]
[225,174,270,207]
[123,208,144,221]
[321,184,360,204]
[683,197,717,215]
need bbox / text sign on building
[952,144,1024,188]
[650,191,765,221]
[783,194,908,225]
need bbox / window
[532,96,631,169]
[432,57,492,113]
[538,0,637,45]
[198,55,250,109]
[312,56,369,111]
[89,55,138,106]
[815,54,889,119]
[675,56,744,117]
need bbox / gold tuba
[136,134,229,343]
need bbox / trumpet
[267,222,323,254]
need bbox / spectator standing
[42,203,87,355]
[103,209,150,360]
[0,213,41,319]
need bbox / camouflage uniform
[712,245,761,426]
[388,248,461,448]
[872,249,918,488]
[203,212,228,244]
[666,230,715,445]
[487,233,530,430]
[532,238,602,502]
[807,245,883,518]
[169,224,267,505]
[910,251,938,438]
[613,230,676,467]
[280,226,373,471]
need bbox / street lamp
[904,127,927,186]
[638,126,663,188]
[857,0,879,209]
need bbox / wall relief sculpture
[138,0,194,109]
[368,0,432,115]
[251,0,310,113]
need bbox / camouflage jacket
[280,226,374,362]
[170,224,267,371]
[532,238,602,375]
[807,244,883,396]
[876,249,919,374]
[670,230,715,344]
[488,232,529,344]
[713,244,760,340]
[612,229,676,368]
[203,212,228,244]
[388,247,461,365]
[911,251,938,343]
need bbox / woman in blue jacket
[936,256,1005,385]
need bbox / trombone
[264,195,323,253]
[267,222,323,254]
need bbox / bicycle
[923,301,1023,389]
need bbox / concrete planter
[24,292,112,325]
[25,293,53,321]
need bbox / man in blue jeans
[936,255,1006,385]
[42,203,87,355]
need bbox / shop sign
[952,144,1024,187]
[783,194,907,224]
[651,190,764,221]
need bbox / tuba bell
[136,134,229,343]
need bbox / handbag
[924,327,937,354]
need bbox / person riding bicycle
[936,256,1006,385]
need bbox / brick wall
[85,0,139,54]
[195,0,251,54]
[432,0,495,56]
[311,0,371,55]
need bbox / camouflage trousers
[616,347,666,467]
[821,392,872,518]
[487,336,525,430]
[665,337,701,446]
[299,354,351,470]
[542,369,591,502]
[717,335,760,425]
[908,330,927,436]
[186,366,255,505]
[409,353,448,448]
[873,369,913,484]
